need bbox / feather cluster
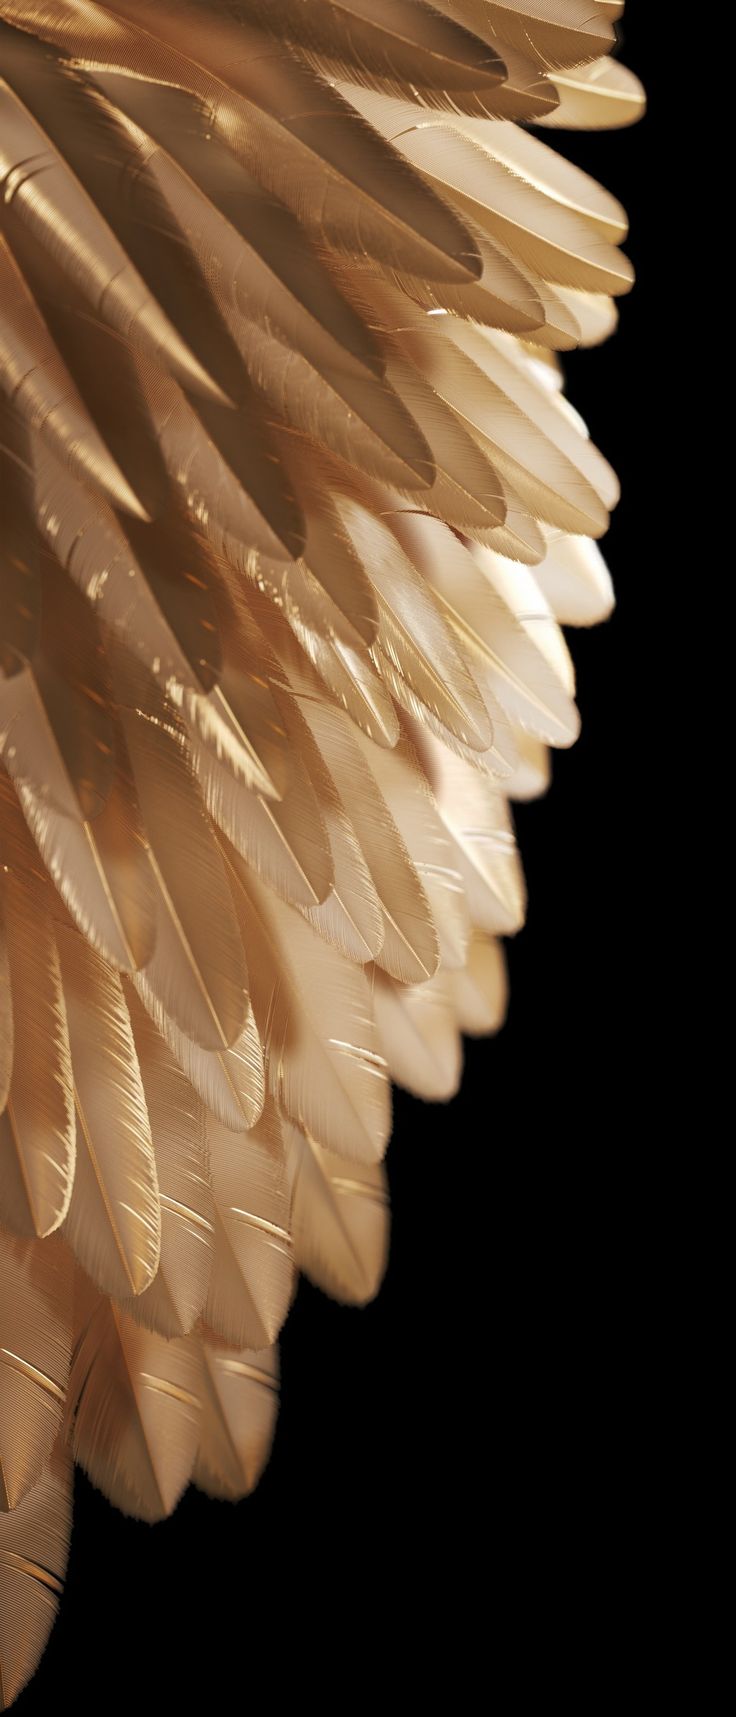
[0,0,642,1700]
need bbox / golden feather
[0,0,641,1696]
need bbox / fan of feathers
[0,0,642,1701]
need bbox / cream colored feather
[205,1100,294,1351]
[194,1340,279,1502]
[65,1283,202,1523]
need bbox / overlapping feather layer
[0,1,642,1701]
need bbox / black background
[18,10,665,1708]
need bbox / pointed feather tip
[107,475,151,522]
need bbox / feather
[112,1,484,282]
[348,97,633,297]
[448,933,508,1036]
[133,366,303,567]
[300,750,385,966]
[29,252,303,560]
[446,44,561,123]
[231,869,391,1164]
[0,568,157,973]
[0,20,249,401]
[452,117,627,243]
[133,975,265,1136]
[205,1101,294,1352]
[0,1042,12,1213]
[0,44,218,401]
[387,232,546,338]
[201,679,336,912]
[232,530,378,667]
[91,71,384,384]
[0,236,144,518]
[0,878,74,1241]
[399,513,580,747]
[200,588,292,801]
[423,737,527,937]
[233,319,436,495]
[0,402,40,677]
[33,446,286,795]
[271,632,440,984]
[0,1237,72,1512]
[540,57,646,130]
[0,1442,72,1709]
[0,900,12,1125]
[0,766,41,878]
[372,968,462,1101]
[116,515,223,702]
[504,734,551,804]
[337,495,493,751]
[382,359,507,537]
[532,530,615,627]
[236,0,506,107]
[194,1339,279,1502]
[287,480,381,650]
[120,991,214,1340]
[472,477,547,567]
[475,543,575,693]
[57,926,160,1300]
[116,673,250,1053]
[285,1122,389,1305]
[65,1285,202,1522]
[196,750,332,915]
[458,321,619,507]
[26,554,116,820]
[352,723,470,971]
[280,614,400,750]
[7,0,482,279]
[553,287,618,349]
[429,0,614,69]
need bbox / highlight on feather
[0,0,642,1700]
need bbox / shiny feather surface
[0,1237,72,1511]
[58,928,161,1300]
[0,1442,72,1709]
[194,1339,279,1502]
[65,1285,202,1523]
[205,1100,294,1352]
